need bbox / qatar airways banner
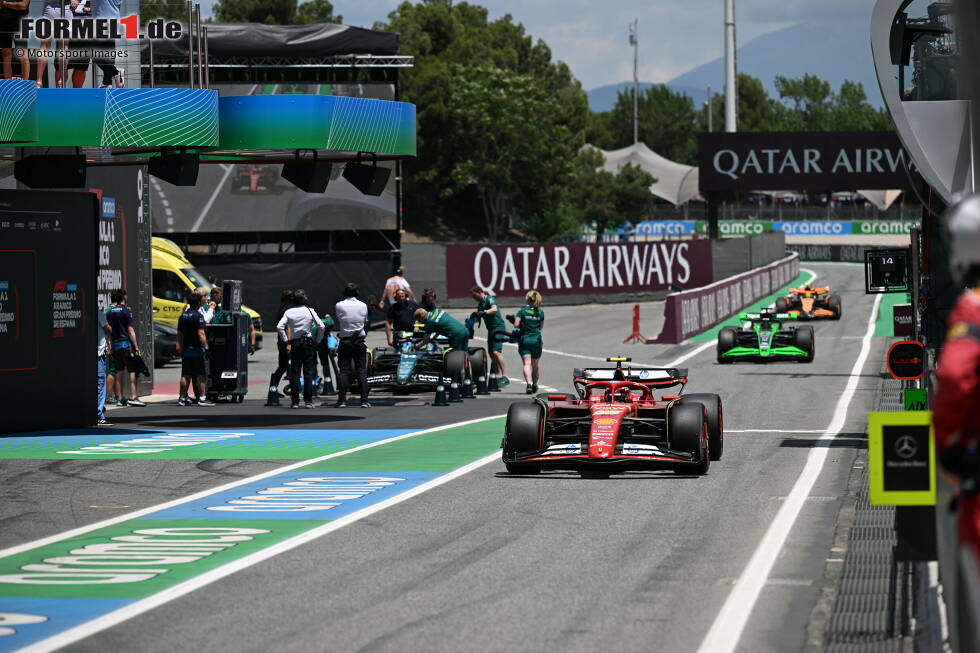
[699,131,914,192]
[445,241,713,298]
[652,252,800,344]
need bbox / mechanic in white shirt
[276,289,324,408]
[333,283,370,408]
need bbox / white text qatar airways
[473,243,695,293]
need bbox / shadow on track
[494,471,704,480]
[106,413,366,429]
[779,432,867,448]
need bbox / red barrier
[650,252,800,344]
[623,304,647,344]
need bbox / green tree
[140,0,187,21]
[444,65,581,241]
[566,147,656,228]
[296,0,342,24]
[590,84,699,164]
[380,0,589,241]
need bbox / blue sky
[199,0,875,91]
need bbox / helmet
[947,193,980,285]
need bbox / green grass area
[688,269,818,342]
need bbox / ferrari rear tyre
[717,327,736,364]
[827,294,842,320]
[503,402,544,474]
[668,402,709,475]
[443,349,466,384]
[684,393,723,461]
[794,325,815,362]
[775,297,789,313]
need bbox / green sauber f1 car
[717,309,815,364]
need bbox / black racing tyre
[668,402,708,475]
[775,297,789,313]
[468,347,487,384]
[827,294,842,320]
[717,327,736,364]
[443,349,466,384]
[684,393,724,461]
[793,325,815,362]
[503,402,544,474]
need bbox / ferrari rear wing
[572,366,688,385]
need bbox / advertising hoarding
[445,240,713,299]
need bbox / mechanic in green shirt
[514,290,545,394]
[414,307,470,353]
[470,286,509,387]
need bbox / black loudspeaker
[14,154,86,188]
[281,159,332,193]
[342,162,390,196]
[149,152,200,186]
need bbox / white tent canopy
[586,142,702,206]
[856,189,904,211]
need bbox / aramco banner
[446,240,713,298]
[698,131,914,192]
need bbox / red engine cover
[588,404,632,458]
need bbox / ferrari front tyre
[827,294,842,320]
[503,402,544,474]
[684,393,723,461]
[794,325,815,362]
[775,297,789,313]
[717,327,736,364]
[443,349,466,384]
[668,402,709,475]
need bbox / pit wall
[651,252,801,344]
[405,232,785,308]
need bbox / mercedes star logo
[895,435,918,459]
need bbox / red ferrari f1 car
[501,358,723,476]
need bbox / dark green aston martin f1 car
[717,310,815,363]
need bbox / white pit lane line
[21,449,505,653]
[697,291,884,653]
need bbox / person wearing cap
[934,194,980,581]
[334,283,370,408]
[276,289,323,409]
[268,289,295,398]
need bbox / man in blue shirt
[177,290,212,406]
[105,289,144,406]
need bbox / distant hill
[587,17,883,113]
[587,82,708,112]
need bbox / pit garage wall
[185,252,395,328]
[406,232,786,307]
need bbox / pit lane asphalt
[2,263,886,652]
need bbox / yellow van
[151,237,263,348]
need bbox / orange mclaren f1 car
[775,284,842,320]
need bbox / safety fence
[650,252,800,344]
